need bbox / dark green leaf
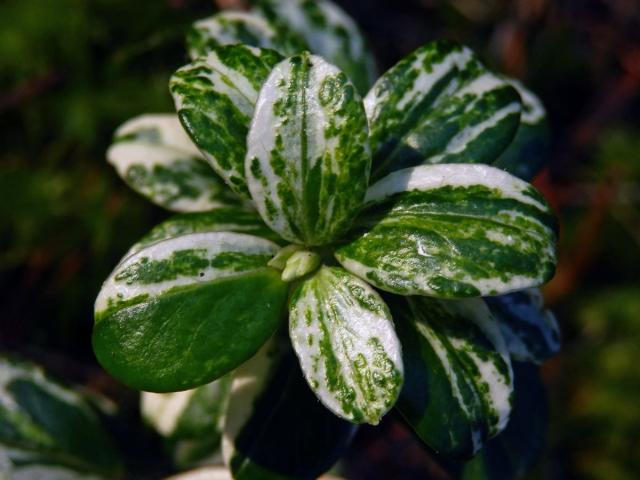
[365,40,522,179]
[393,297,513,457]
[223,339,356,479]
[493,79,550,181]
[93,232,288,392]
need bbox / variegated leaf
[127,207,282,256]
[394,296,513,457]
[364,40,522,179]
[461,362,548,480]
[246,52,371,246]
[107,114,239,212]
[170,45,283,197]
[289,266,403,424]
[494,79,551,181]
[186,11,307,60]
[93,232,288,392]
[223,339,356,479]
[141,375,231,467]
[485,288,561,364]
[335,164,557,298]
[0,357,121,477]
[255,0,377,94]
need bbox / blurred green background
[1,0,639,478]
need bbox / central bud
[268,245,322,282]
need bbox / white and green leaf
[289,266,403,424]
[93,232,288,392]
[107,114,239,212]
[394,297,514,457]
[223,339,356,479]
[186,11,307,60]
[364,40,522,179]
[170,45,283,197]
[494,79,550,181]
[461,362,548,480]
[141,375,232,467]
[0,357,121,477]
[485,288,561,364]
[246,52,371,246]
[335,164,558,298]
[127,207,282,256]
[255,0,377,94]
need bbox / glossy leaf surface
[223,340,356,479]
[336,164,557,298]
[170,45,283,197]
[246,52,370,246]
[494,79,550,181]
[186,11,306,60]
[394,297,513,457]
[255,0,377,93]
[93,232,288,392]
[0,357,121,477]
[289,266,403,424]
[364,40,522,179]
[485,288,561,364]
[107,114,239,212]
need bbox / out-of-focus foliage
[559,287,640,480]
[0,356,122,478]
[590,129,640,179]
[0,0,211,358]
[545,125,640,480]
[141,377,232,468]
[0,1,212,476]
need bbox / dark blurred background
[1,0,639,478]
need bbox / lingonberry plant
[94,0,560,478]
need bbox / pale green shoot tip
[281,250,321,282]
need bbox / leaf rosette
[94,2,560,477]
